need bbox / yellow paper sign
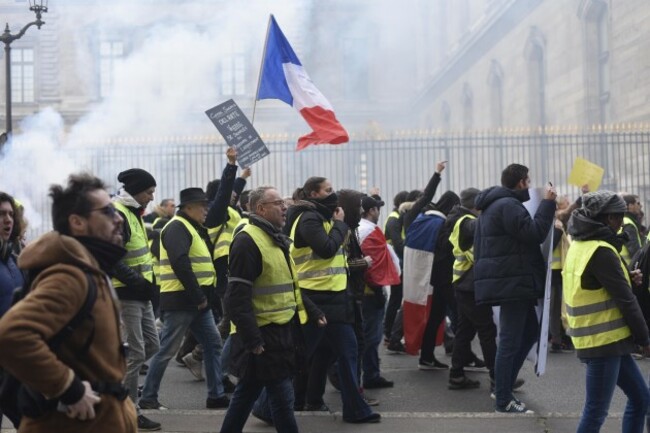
[568,157,605,191]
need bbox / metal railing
[21,125,650,239]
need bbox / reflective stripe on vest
[618,216,642,264]
[383,211,405,245]
[235,224,307,329]
[562,240,632,349]
[208,207,242,260]
[111,201,154,288]
[289,213,347,291]
[159,216,216,293]
[450,214,475,284]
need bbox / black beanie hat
[118,169,156,195]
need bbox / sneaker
[206,395,230,409]
[448,375,480,390]
[464,357,488,372]
[495,399,533,414]
[363,395,380,406]
[418,359,449,370]
[344,412,381,424]
[182,353,204,381]
[138,399,169,410]
[137,414,162,431]
[490,378,525,399]
[304,403,329,411]
[386,341,406,354]
[363,376,394,389]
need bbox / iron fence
[21,126,650,239]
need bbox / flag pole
[252,14,273,125]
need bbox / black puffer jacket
[473,186,555,305]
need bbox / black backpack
[0,269,97,426]
[631,242,650,291]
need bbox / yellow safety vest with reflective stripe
[619,216,642,264]
[289,213,347,291]
[562,240,632,350]
[450,214,475,283]
[112,201,154,288]
[239,224,307,326]
[148,238,161,285]
[383,210,405,245]
[234,216,249,236]
[208,207,242,260]
[159,216,216,293]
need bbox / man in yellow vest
[220,186,325,433]
[564,191,650,432]
[139,188,229,410]
[619,194,644,265]
[111,168,161,431]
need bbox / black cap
[117,169,156,195]
[361,195,385,213]
[178,188,208,207]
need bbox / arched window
[487,60,504,128]
[523,27,546,127]
[578,0,609,124]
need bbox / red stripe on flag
[403,295,432,355]
[296,106,349,150]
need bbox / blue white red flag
[257,15,349,151]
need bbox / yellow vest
[551,227,569,271]
[112,201,154,288]
[384,210,405,245]
[208,207,242,260]
[289,213,347,291]
[450,214,476,283]
[159,216,216,293]
[619,216,642,264]
[238,224,307,326]
[563,240,632,350]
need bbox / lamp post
[1,0,48,138]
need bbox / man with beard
[0,173,137,432]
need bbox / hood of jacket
[475,186,529,211]
[568,209,625,250]
[17,231,102,274]
[114,189,142,210]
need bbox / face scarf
[311,192,339,216]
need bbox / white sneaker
[182,353,204,381]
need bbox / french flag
[257,15,349,151]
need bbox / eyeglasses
[90,205,118,218]
[260,200,286,207]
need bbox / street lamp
[1,0,48,138]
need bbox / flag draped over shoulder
[402,210,446,355]
[256,15,349,151]
[358,219,401,287]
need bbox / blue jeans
[255,322,373,422]
[141,309,224,402]
[577,354,649,433]
[221,335,232,376]
[362,296,385,384]
[494,300,538,408]
[221,376,298,433]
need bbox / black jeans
[450,290,497,377]
[384,280,403,339]
[420,284,455,362]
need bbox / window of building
[221,42,246,96]
[462,82,473,130]
[524,28,546,127]
[11,47,35,104]
[342,37,369,100]
[99,40,124,98]
[487,60,504,128]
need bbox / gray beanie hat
[460,188,481,209]
[581,191,627,218]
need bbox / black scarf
[248,214,292,252]
[74,236,127,273]
[307,192,338,219]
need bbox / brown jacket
[0,232,136,433]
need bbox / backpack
[0,269,97,426]
[631,242,650,291]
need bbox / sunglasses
[90,205,118,218]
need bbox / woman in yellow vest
[564,191,650,433]
[286,177,379,423]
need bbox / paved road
[3,343,649,432]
